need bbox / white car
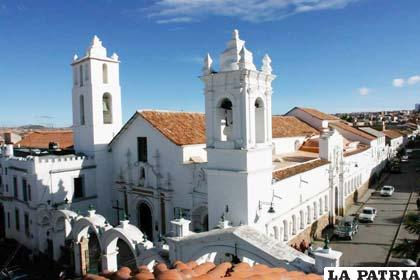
[358,207,377,222]
[380,185,395,196]
[401,155,409,162]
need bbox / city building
[0,31,405,276]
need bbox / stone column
[101,250,119,272]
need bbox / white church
[0,30,398,275]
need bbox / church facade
[0,30,397,275]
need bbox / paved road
[316,157,419,266]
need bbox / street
[319,154,419,266]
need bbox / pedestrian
[307,243,314,257]
[416,197,420,210]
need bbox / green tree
[392,212,420,264]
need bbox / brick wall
[288,214,329,246]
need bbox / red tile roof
[329,122,376,141]
[138,111,321,146]
[272,116,319,138]
[15,131,73,149]
[139,111,206,146]
[84,261,322,280]
[272,159,329,180]
[382,130,403,139]
[294,107,339,121]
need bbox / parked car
[0,267,29,280]
[401,155,409,162]
[333,216,359,240]
[380,185,395,196]
[358,207,377,223]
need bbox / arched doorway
[116,239,136,270]
[87,230,101,274]
[191,206,208,232]
[138,202,153,241]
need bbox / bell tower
[202,30,276,228]
[71,36,122,156]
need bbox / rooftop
[272,159,329,181]
[136,111,324,146]
[272,116,319,138]
[85,261,321,280]
[15,130,74,149]
[382,129,403,139]
[294,107,339,121]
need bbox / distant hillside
[18,124,47,130]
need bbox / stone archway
[116,239,137,270]
[138,202,153,241]
[87,231,102,274]
[71,211,107,276]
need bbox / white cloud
[147,0,360,23]
[358,87,371,96]
[393,78,405,87]
[156,16,194,24]
[392,75,420,87]
[407,75,420,85]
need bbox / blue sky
[1,0,420,127]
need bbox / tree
[392,212,420,263]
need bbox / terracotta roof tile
[272,116,319,138]
[382,129,403,139]
[329,122,376,141]
[295,107,339,121]
[139,111,206,146]
[15,130,73,149]
[138,111,321,146]
[272,159,329,180]
[84,261,322,280]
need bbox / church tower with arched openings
[202,30,276,228]
[71,36,122,219]
[71,35,122,156]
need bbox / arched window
[102,93,113,124]
[102,64,108,84]
[216,98,233,141]
[79,95,85,125]
[79,65,83,87]
[84,65,89,81]
[255,98,265,144]
[73,68,77,86]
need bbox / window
[7,212,10,228]
[27,184,31,201]
[80,95,85,125]
[79,65,83,87]
[255,98,265,144]
[15,208,20,231]
[102,63,108,83]
[24,213,29,237]
[217,98,233,141]
[73,177,84,199]
[102,93,113,124]
[22,178,28,202]
[137,137,148,162]
[13,176,18,199]
[73,68,77,85]
[5,184,8,193]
